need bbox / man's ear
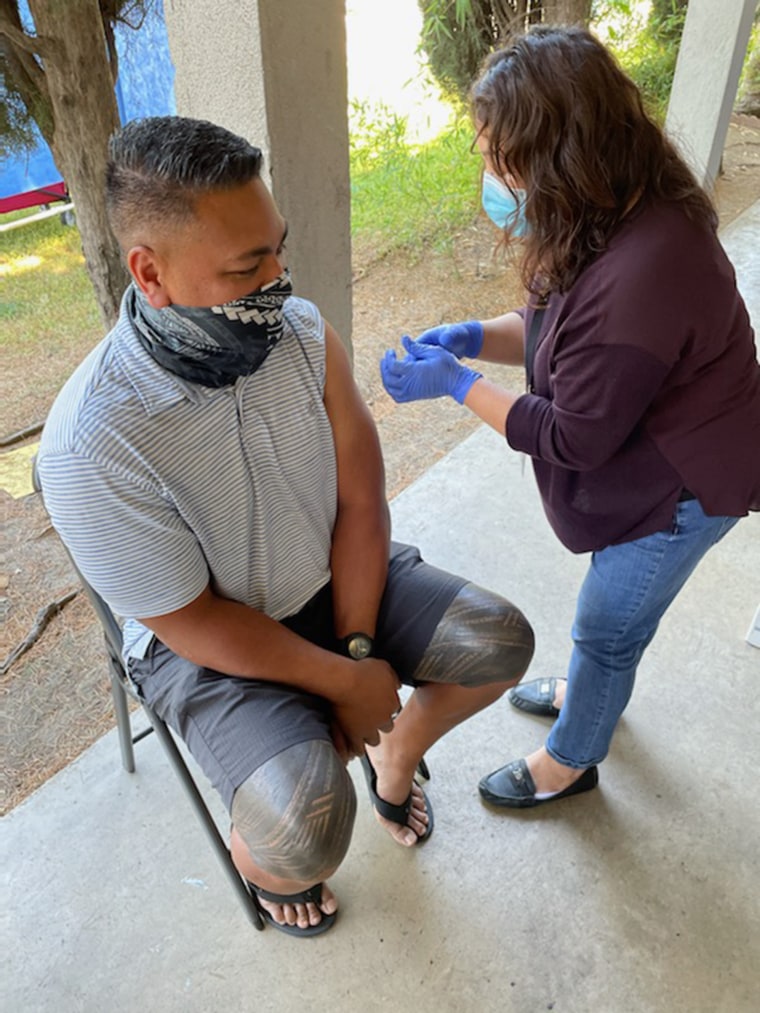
[127,246,171,308]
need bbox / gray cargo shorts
[127,542,465,810]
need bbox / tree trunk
[25,0,129,329]
[540,0,592,26]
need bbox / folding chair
[68,563,430,927]
[32,466,263,928]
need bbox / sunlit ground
[0,254,42,277]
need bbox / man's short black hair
[106,116,263,246]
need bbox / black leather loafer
[478,757,598,808]
[508,677,565,718]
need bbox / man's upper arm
[38,452,209,618]
[322,324,386,507]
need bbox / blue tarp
[1,0,176,205]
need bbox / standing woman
[380,26,760,808]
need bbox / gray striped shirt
[37,293,337,659]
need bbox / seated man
[37,116,534,937]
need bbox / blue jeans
[546,500,740,769]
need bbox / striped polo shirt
[37,290,337,659]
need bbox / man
[37,116,534,937]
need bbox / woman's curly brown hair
[470,25,717,294]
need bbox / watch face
[347,634,373,660]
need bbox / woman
[380,25,760,808]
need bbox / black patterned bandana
[127,270,293,387]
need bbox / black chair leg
[144,707,264,928]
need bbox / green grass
[0,211,100,354]
[1,211,102,435]
[350,104,482,263]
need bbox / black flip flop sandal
[246,880,337,937]
[360,753,434,844]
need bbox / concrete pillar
[161,0,353,349]
[665,0,756,190]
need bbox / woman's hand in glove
[415,320,484,360]
[380,335,482,404]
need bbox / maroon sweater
[506,200,760,553]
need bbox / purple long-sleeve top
[506,200,760,553]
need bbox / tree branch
[0,37,53,145]
[0,10,53,59]
[0,420,45,448]
[101,9,118,87]
[0,0,53,135]
[0,589,79,677]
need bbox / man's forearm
[140,583,403,757]
[330,499,390,639]
[140,589,358,703]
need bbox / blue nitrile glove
[380,336,483,405]
[416,320,484,360]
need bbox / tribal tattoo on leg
[412,582,535,687]
[231,739,356,884]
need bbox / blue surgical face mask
[482,171,528,237]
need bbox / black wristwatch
[343,632,374,660]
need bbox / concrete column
[665,0,756,190]
[161,0,353,349]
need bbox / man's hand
[381,336,482,405]
[331,657,401,759]
[416,320,484,359]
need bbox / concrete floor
[3,201,759,1013]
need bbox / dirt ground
[2,115,758,815]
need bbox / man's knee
[230,739,356,883]
[413,582,535,687]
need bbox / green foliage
[611,34,680,120]
[349,99,411,173]
[350,103,482,263]
[417,2,597,108]
[737,20,759,116]
[594,0,686,120]
[648,0,687,42]
[416,1,521,109]
[594,0,756,120]
[0,82,37,161]
[416,0,693,125]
